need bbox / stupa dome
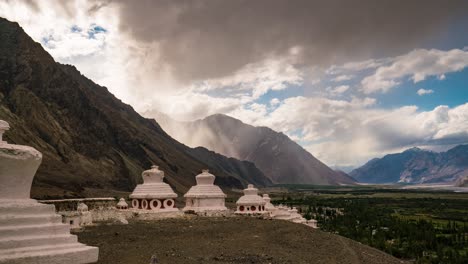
[235,184,267,215]
[0,120,42,199]
[129,165,178,211]
[116,198,129,209]
[184,170,226,198]
[0,120,98,263]
[142,165,164,184]
[262,194,276,211]
[130,165,177,199]
[196,169,215,185]
[236,184,266,205]
[183,169,227,212]
[77,202,89,212]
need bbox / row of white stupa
[120,165,318,228]
[0,120,316,264]
[119,166,228,213]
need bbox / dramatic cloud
[2,0,468,168]
[191,57,303,99]
[361,48,468,93]
[332,75,353,82]
[235,99,468,167]
[417,89,434,96]
[327,85,350,96]
[113,0,468,82]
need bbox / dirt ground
[76,217,408,264]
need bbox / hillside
[148,112,355,185]
[0,17,272,198]
[77,218,406,264]
[350,145,468,184]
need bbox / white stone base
[126,209,184,220]
[183,208,232,217]
[0,200,98,264]
[182,206,228,213]
[235,211,269,216]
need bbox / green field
[268,185,468,264]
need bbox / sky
[1,0,467,170]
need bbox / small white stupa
[306,219,318,228]
[0,120,98,263]
[129,165,178,211]
[289,207,307,224]
[271,204,292,220]
[262,194,276,212]
[235,184,267,215]
[116,198,129,210]
[183,169,227,212]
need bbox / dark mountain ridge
[150,112,356,185]
[350,145,468,184]
[0,17,271,198]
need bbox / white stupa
[235,184,267,215]
[116,198,129,210]
[183,169,227,212]
[306,219,318,228]
[129,165,178,211]
[289,207,307,224]
[262,194,276,212]
[0,120,98,263]
[271,204,293,220]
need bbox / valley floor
[76,217,406,264]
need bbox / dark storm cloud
[112,0,467,81]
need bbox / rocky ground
[76,217,408,264]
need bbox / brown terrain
[77,218,407,264]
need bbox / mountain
[349,145,468,184]
[0,17,272,199]
[147,112,356,185]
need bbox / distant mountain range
[148,112,356,185]
[0,17,272,198]
[350,145,468,185]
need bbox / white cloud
[332,74,353,82]
[191,57,303,99]
[326,58,388,75]
[361,48,468,93]
[270,98,280,107]
[327,85,350,96]
[225,97,468,167]
[417,88,434,96]
[3,0,467,170]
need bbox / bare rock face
[152,113,356,185]
[0,17,271,198]
[350,145,468,184]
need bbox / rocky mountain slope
[350,145,468,184]
[149,112,355,185]
[0,17,272,198]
